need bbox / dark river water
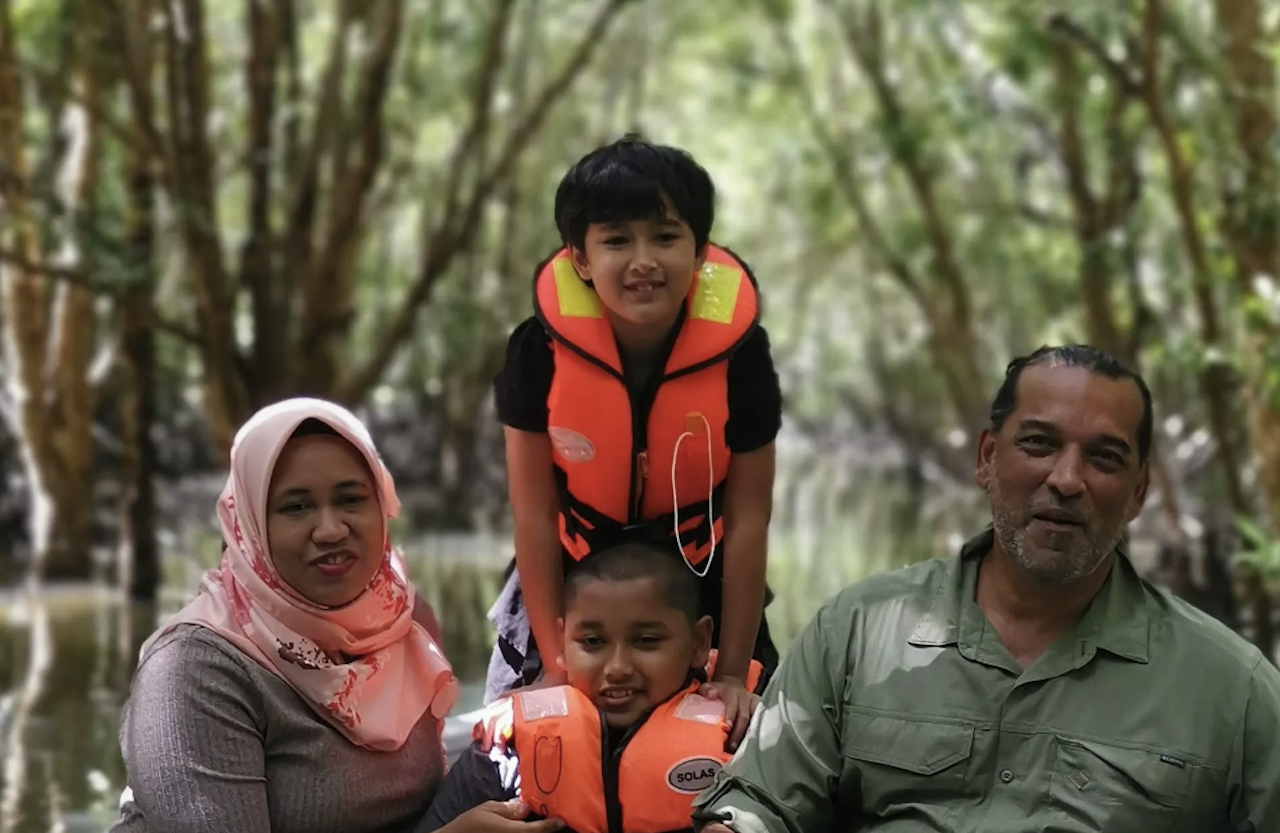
[0,579,492,833]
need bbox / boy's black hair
[553,134,716,252]
[563,538,701,624]
[989,344,1154,462]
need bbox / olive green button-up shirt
[691,530,1280,833]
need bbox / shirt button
[1000,770,1014,783]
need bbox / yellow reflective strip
[690,262,740,323]
[553,258,601,318]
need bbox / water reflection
[0,591,153,833]
[0,599,49,833]
[0,587,492,833]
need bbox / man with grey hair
[691,344,1280,833]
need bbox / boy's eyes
[573,633,666,648]
[598,232,681,246]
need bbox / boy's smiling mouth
[599,686,644,709]
[623,277,665,299]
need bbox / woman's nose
[311,507,349,543]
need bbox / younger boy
[488,135,782,748]
[417,541,763,833]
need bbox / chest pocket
[1050,737,1192,833]
[841,707,976,820]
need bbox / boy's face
[569,199,705,335]
[558,576,713,728]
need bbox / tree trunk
[137,0,637,454]
[0,0,101,582]
[111,0,161,600]
[1139,0,1250,519]
[1212,0,1280,531]
[1212,0,1280,663]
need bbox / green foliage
[4,0,1280,535]
[1234,515,1280,583]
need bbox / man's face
[975,363,1149,585]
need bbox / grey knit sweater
[110,618,447,833]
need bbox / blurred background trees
[1,0,1280,827]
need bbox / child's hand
[443,800,564,833]
[698,676,760,752]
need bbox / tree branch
[336,0,640,404]
[0,248,100,290]
[241,0,281,397]
[1046,12,1141,94]
[1139,0,1248,514]
[294,0,405,392]
[0,247,200,346]
[761,3,927,310]
[281,0,356,303]
[826,0,985,428]
[427,0,518,243]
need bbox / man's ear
[975,429,996,490]
[1127,462,1150,522]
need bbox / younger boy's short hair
[553,134,716,252]
[563,539,702,624]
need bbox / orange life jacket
[532,244,760,566]
[474,655,764,833]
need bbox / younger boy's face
[569,200,704,335]
[559,576,712,728]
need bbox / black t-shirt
[492,316,783,453]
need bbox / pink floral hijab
[138,397,458,751]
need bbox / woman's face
[265,434,385,607]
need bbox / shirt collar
[908,527,1150,664]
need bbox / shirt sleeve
[1227,654,1280,832]
[117,631,271,833]
[725,325,783,454]
[493,317,554,433]
[690,592,849,833]
[412,742,519,832]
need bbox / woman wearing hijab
[111,398,465,833]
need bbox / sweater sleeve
[117,629,272,833]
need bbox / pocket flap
[843,709,975,775]
[1057,738,1192,807]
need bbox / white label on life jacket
[666,755,722,794]
[518,687,570,722]
[673,693,727,725]
[549,426,595,463]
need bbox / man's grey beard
[987,469,1128,586]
